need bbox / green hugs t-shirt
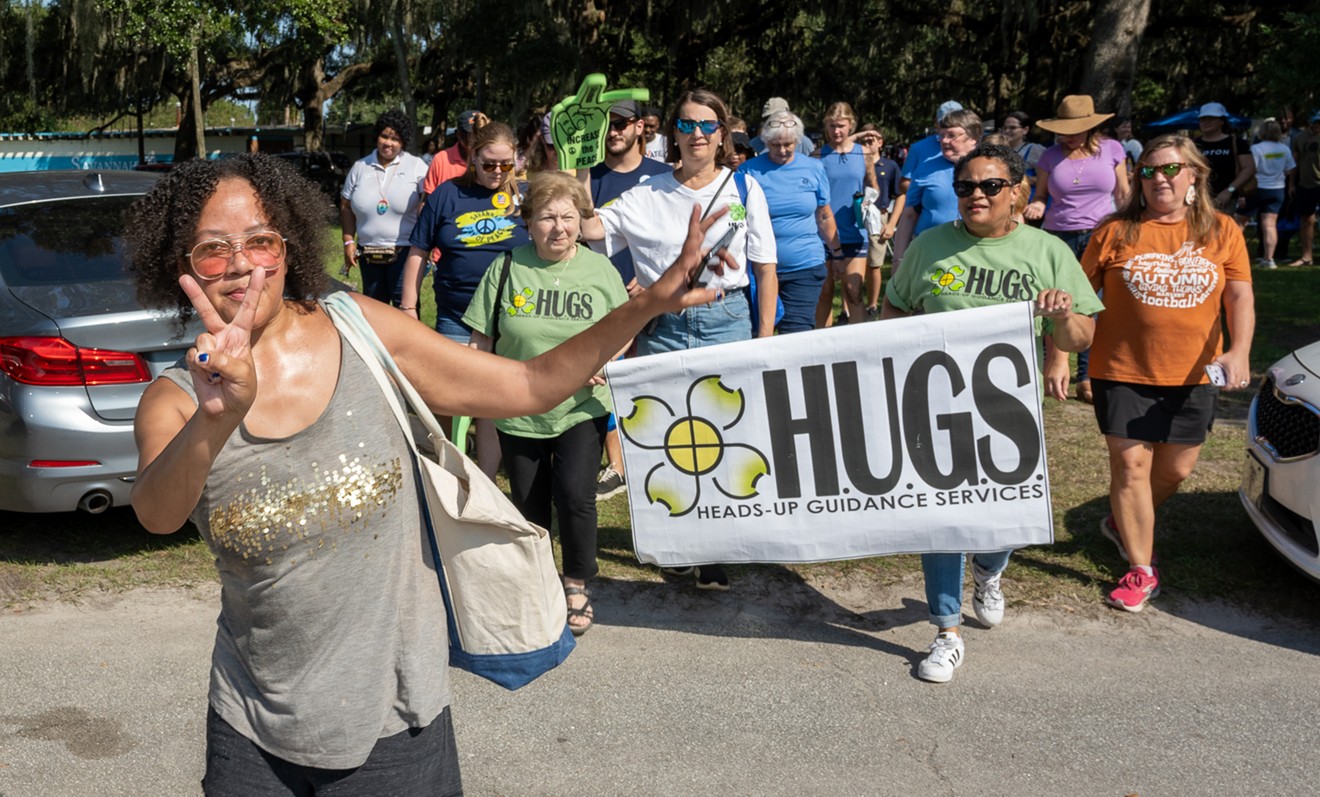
[463,244,629,438]
[886,221,1104,337]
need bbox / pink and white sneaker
[1106,567,1161,613]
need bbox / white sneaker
[972,563,1005,627]
[917,632,965,683]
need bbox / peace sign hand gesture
[177,268,264,419]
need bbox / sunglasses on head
[675,118,721,136]
[187,231,286,281]
[608,117,635,131]
[1138,162,1187,180]
[952,178,1015,198]
[478,160,515,174]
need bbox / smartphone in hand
[690,225,739,288]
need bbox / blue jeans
[636,288,751,355]
[1048,228,1095,382]
[360,248,407,307]
[776,265,827,334]
[433,313,471,344]
[922,550,1013,628]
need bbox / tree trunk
[189,44,206,158]
[388,0,417,151]
[1078,0,1151,115]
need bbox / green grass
[3,229,1318,616]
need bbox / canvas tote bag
[322,292,575,690]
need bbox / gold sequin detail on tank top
[207,452,404,564]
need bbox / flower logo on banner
[619,375,770,517]
[929,265,965,296]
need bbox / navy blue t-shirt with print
[589,159,672,285]
[872,156,902,210]
[410,180,530,323]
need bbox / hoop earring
[1185,185,1196,206]
[1139,193,1146,208]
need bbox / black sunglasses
[952,178,1015,198]
[608,118,635,131]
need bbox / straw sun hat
[1036,95,1114,135]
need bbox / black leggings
[497,416,607,581]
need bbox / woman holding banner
[1082,134,1253,613]
[882,143,1102,683]
[578,88,779,590]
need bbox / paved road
[1,573,1317,796]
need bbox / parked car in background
[0,170,200,514]
[273,151,350,199]
[1241,341,1320,583]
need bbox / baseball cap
[731,131,754,153]
[936,100,963,121]
[762,97,790,118]
[1198,102,1229,118]
[610,100,641,119]
[457,109,482,132]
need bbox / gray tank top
[161,324,449,769]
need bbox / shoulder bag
[322,291,575,690]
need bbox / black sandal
[563,586,594,637]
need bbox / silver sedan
[0,170,198,513]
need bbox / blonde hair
[458,118,519,212]
[1106,134,1221,248]
[823,102,857,132]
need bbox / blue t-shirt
[817,144,869,245]
[901,134,941,179]
[589,158,672,284]
[739,153,830,271]
[872,156,902,210]
[410,181,530,323]
[905,153,959,236]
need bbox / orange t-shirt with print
[1081,213,1250,386]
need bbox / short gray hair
[760,111,804,146]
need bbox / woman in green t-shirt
[464,172,630,636]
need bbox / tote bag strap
[321,292,453,467]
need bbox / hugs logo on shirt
[1121,242,1219,309]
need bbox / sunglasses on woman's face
[675,119,721,136]
[952,178,1014,198]
[478,160,515,174]
[187,231,286,281]
[1138,162,1187,180]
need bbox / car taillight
[0,336,152,386]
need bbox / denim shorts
[1251,187,1285,216]
[636,288,751,355]
[434,314,472,344]
[776,265,827,334]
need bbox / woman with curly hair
[126,152,732,793]
[339,109,429,306]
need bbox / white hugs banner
[605,302,1054,566]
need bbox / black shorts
[1091,378,1218,445]
[1294,184,1320,218]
